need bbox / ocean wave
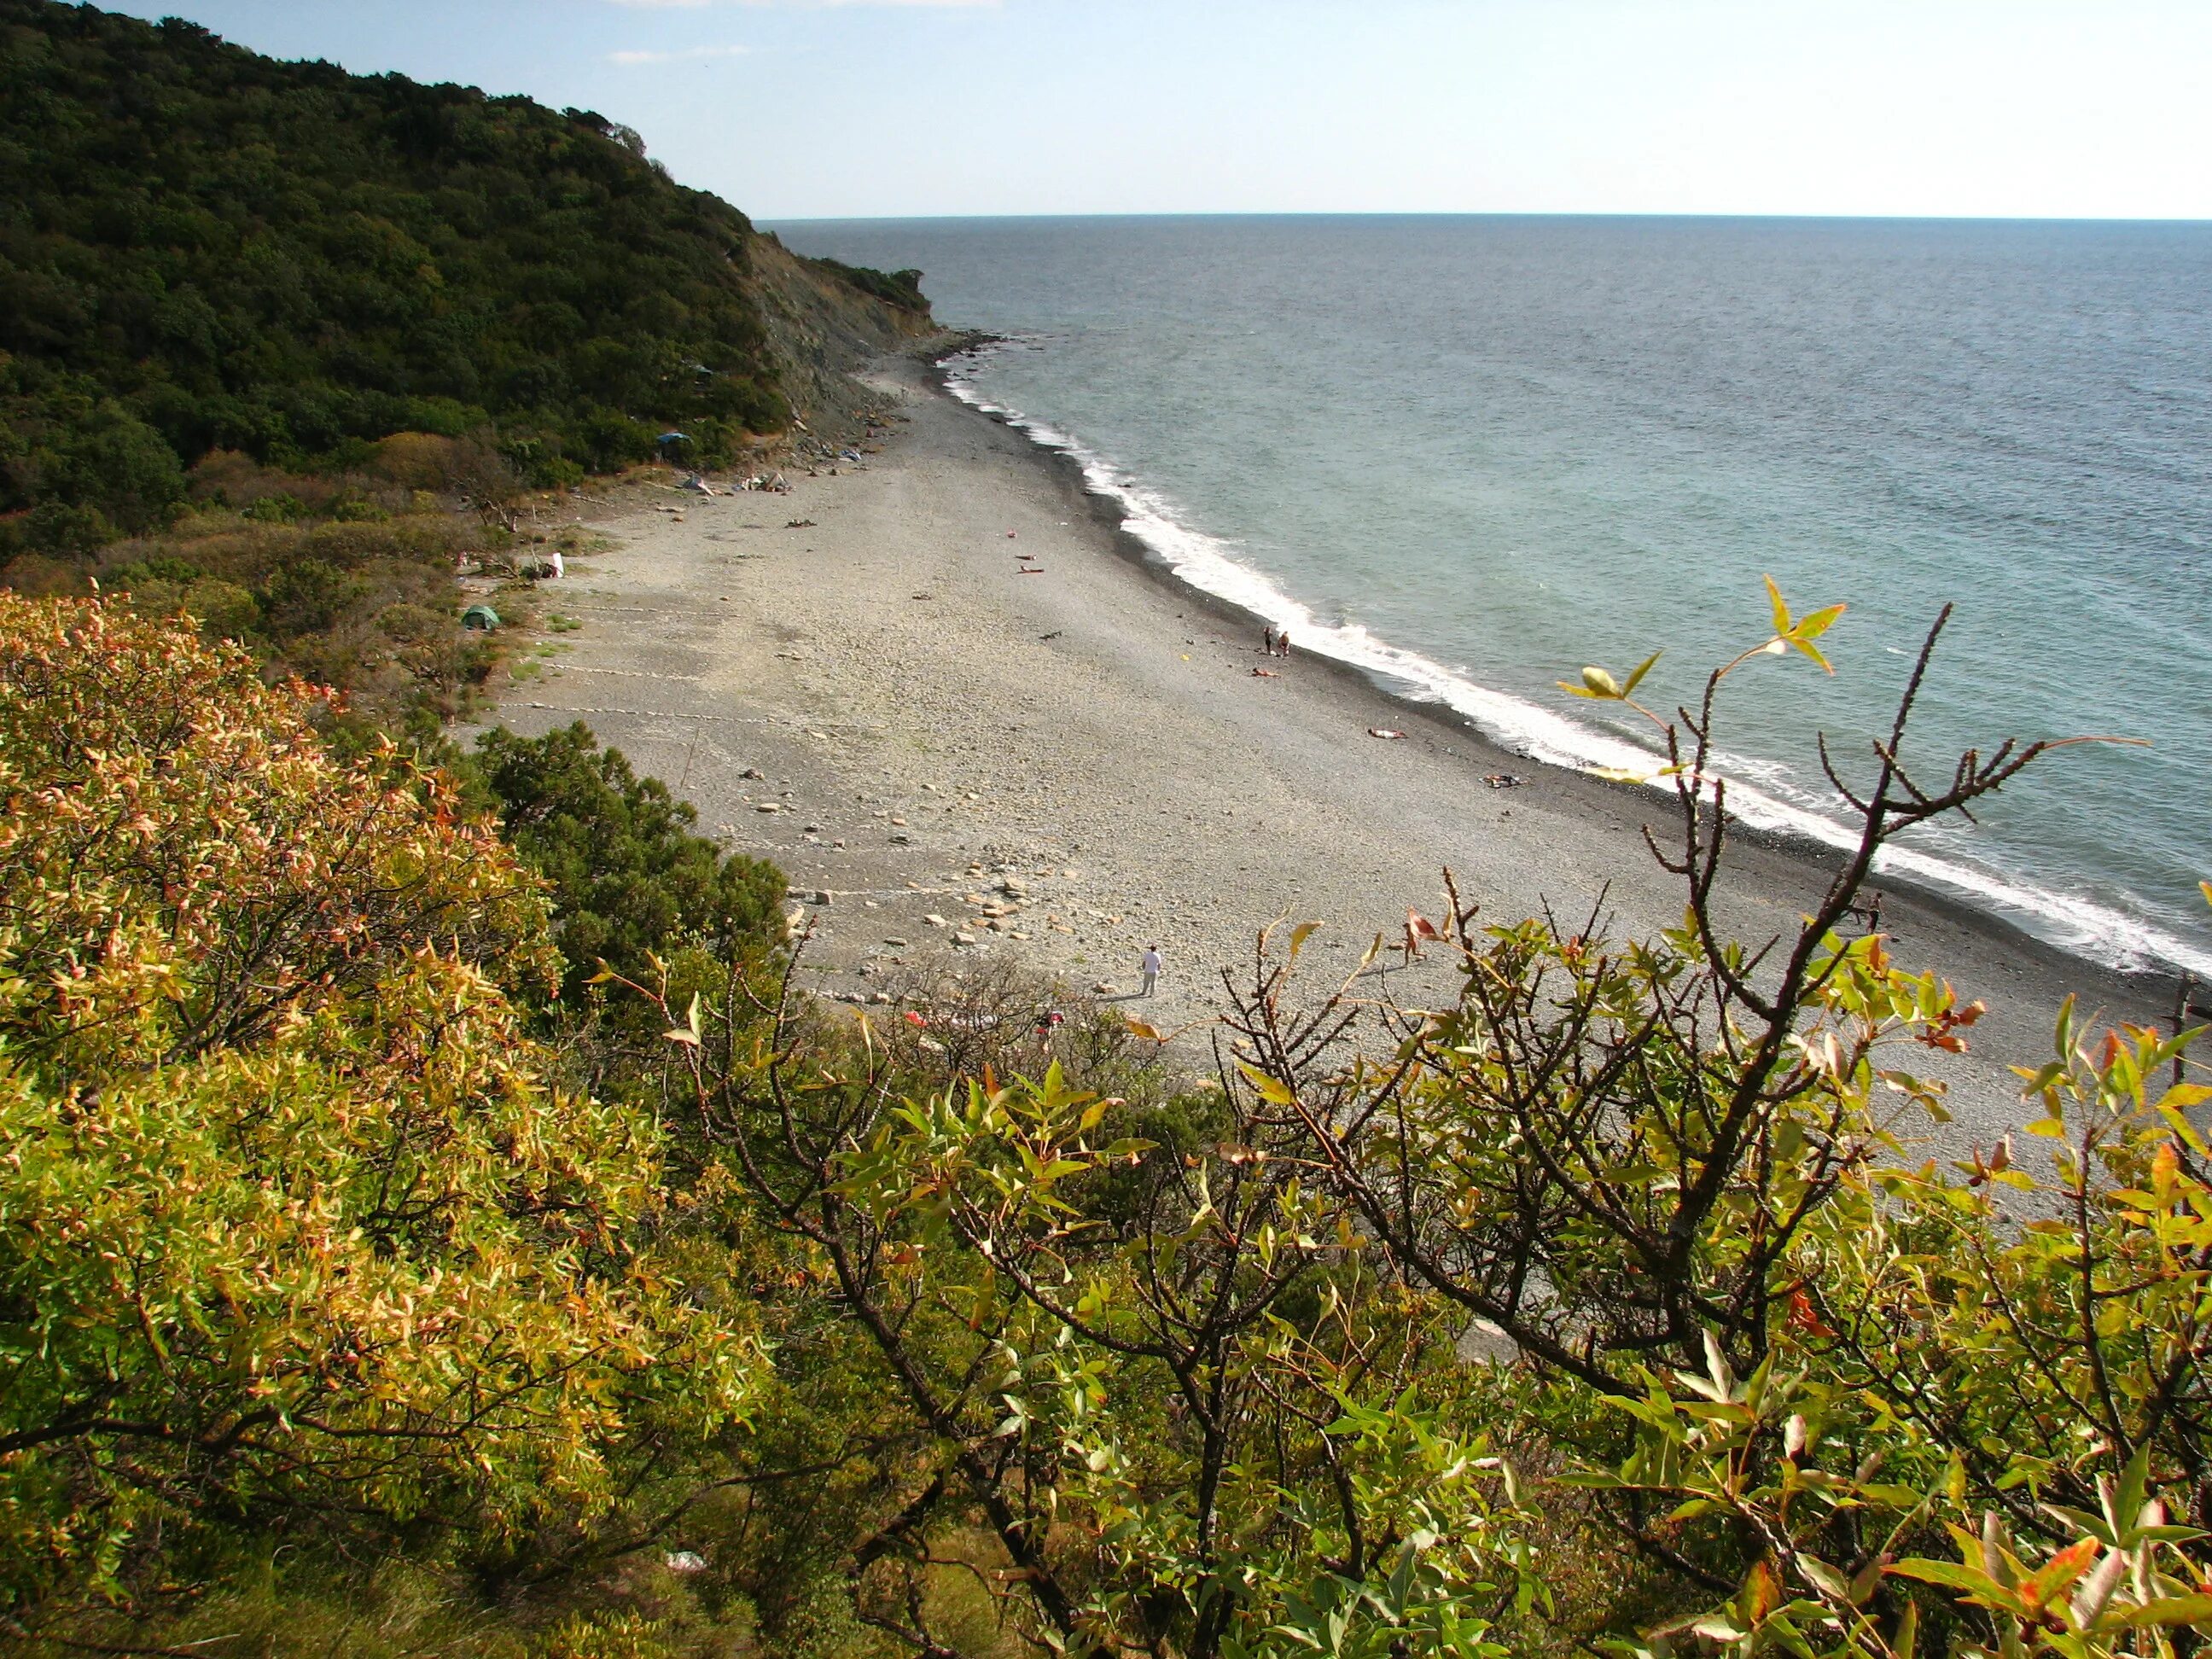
[940,345,2212,981]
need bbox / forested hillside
[0,0,929,557]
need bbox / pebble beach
[489,351,2168,1150]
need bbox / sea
[769,216,2212,979]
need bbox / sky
[98,0,2212,222]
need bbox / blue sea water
[771,216,2212,975]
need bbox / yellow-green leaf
[1765,573,1792,636]
[1237,1061,1295,1107]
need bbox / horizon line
[764,208,2212,227]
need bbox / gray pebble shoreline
[486,351,2168,1152]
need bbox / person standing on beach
[1263,625,1275,654]
[1139,945,1163,997]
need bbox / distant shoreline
[917,339,2189,1002]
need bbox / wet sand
[488,352,2170,1151]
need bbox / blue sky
[99,0,2212,221]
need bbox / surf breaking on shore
[940,340,2209,981]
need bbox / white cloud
[609,43,753,62]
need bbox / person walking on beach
[1139,945,1163,998]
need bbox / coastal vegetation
[5,592,2204,1657]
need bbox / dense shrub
[472,721,788,1001]
[0,597,760,1615]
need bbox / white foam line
[940,347,2212,981]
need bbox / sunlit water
[772,215,2212,975]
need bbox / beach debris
[889,831,912,844]
[665,1551,708,1575]
[1020,568,1045,575]
[1368,727,1405,740]
[883,937,909,948]
[785,518,816,528]
[740,765,765,779]
[1039,630,1062,641]
[1482,773,1526,789]
[1252,667,1278,678]
[1005,529,1017,538]
[1092,981,1118,996]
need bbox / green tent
[461,604,499,632]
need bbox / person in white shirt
[1139,945,1163,997]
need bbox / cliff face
[748,233,943,445]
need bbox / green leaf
[1788,633,1836,675]
[1793,602,1846,641]
[2112,1594,2212,1628]
[1237,1061,1295,1107]
[1621,650,1662,696]
[1796,1557,1851,1601]
[1892,1599,1918,1659]
[1765,574,1792,636]
[1889,1557,2003,1596]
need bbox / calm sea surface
[771,216,2212,975]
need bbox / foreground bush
[628,591,2209,1657]
[0,597,760,1617]
[5,589,2203,1659]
